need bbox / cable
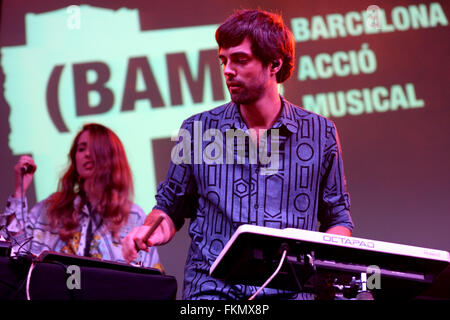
[16,236,33,256]
[26,260,37,300]
[307,252,318,298]
[2,171,34,257]
[287,255,303,292]
[0,279,23,290]
[248,249,287,301]
[8,253,34,300]
[20,173,26,234]
[2,226,33,256]
[9,275,28,300]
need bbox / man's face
[219,38,271,105]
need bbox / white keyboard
[210,224,450,277]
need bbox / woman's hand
[13,155,37,198]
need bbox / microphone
[21,163,35,174]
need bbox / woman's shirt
[0,195,163,272]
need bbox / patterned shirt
[1,195,163,272]
[154,96,353,299]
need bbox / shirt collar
[74,195,103,224]
[273,96,299,134]
[222,96,299,134]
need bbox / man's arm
[318,120,354,233]
[325,225,351,236]
[122,209,176,263]
[122,119,196,263]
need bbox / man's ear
[270,59,282,74]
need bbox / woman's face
[75,131,95,180]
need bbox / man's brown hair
[216,9,296,83]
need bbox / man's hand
[121,209,176,263]
[325,225,351,237]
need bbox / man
[122,9,353,300]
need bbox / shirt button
[254,204,259,209]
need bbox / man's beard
[230,82,266,105]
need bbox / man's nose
[223,62,236,78]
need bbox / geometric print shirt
[154,96,353,299]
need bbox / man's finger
[133,226,153,251]
[134,237,148,251]
[122,229,139,262]
[143,215,164,243]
